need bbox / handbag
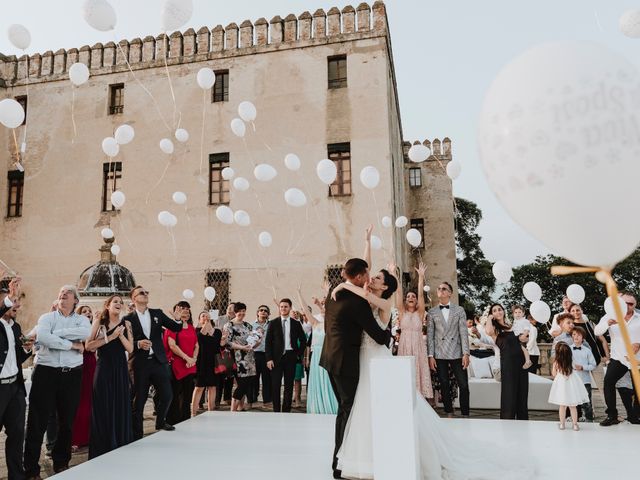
[215,348,237,376]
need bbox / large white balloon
[234,210,251,227]
[604,295,628,318]
[196,67,215,89]
[101,137,119,157]
[522,281,542,302]
[157,211,174,227]
[215,205,234,224]
[114,124,135,145]
[620,9,640,38]
[258,231,272,248]
[566,284,585,304]
[172,191,187,205]
[175,128,189,143]
[284,153,301,171]
[110,190,126,208]
[408,144,430,163]
[69,62,90,86]
[82,0,117,32]
[381,216,392,228]
[110,244,120,255]
[316,159,337,185]
[233,177,249,191]
[284,188,307,207]
[161,0,194,32]
[182,289,195,300]
[478,42,640,267]
[7,25,31,50]
[370,235,382,250]
[406,228,422,248]
[0,99,25,129]
[230,118,246,137]
[530,300,551,324]
[221,167,235,180]
[360,166,380,189]
[492,260,512,284]
[100,227,114,239]
[204,286,216,301]
[238,101,257,122]
[446,160,462,180]
[254,164,277,182]
[394,216,408,228]
[159,138,174,154]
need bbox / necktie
[439,305,449,310]
[573,346,581,350]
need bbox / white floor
[55,412,637,479]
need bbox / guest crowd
[0,260,639,478]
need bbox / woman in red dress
[71,305,97,449]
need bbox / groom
[320,258,391,479]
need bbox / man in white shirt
[595,292,640,426]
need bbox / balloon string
[71,88,78,143]
[331,200,347,254]
[114,211,135,251]
[11,130,20,165]
[249,224,277,289]
[241,137,257,168]
[22,56,29,155]
[237,232,271,291]
[162,42,179,129]
[167,227,177,257]
[199,89,206,180]
[298,172,322,224]
[146,161,171,205]
[0,258,17,276]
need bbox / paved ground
[0,365,630,479]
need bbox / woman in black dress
[191,311,222,416]
[484,303,529,420]
[85,295,133,459]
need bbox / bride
[331,227,532,480]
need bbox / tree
[454,198,495,315]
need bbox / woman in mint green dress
[297,287,338,414]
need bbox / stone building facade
[0,2,457,326]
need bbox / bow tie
[439,305,449,310]
[573,346,581,350]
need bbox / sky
[0,0,637,267]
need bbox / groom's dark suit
[320,289,391,476]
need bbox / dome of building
[77,238,136,297]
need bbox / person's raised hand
[415,262,427,277]
[365,224,374,241]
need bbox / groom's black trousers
[436,358,470,416]
[328,372,358,471]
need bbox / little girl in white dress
[548,342,590,430]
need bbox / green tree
[454,197,495,315]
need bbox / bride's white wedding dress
[336,309,532,480]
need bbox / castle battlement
[0,2,387,86]
[403,138,452,160]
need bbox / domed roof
[77,238,136,297]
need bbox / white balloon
[370,235,382,250]
[157,210,174,227]
[478,42,640,267]
[161,0,193,32]
[284,188,307,207]
[233,177,250,191]
[284,153,301,171]
[182,289,195,300]
[381,216,392,228]
[446,160,462,180]
[7,25,31,50]
[492,260,512,284]
[394,216,408,228]
[360,166,380,189]
[175,128,189,143]
[114,124,135,145]
[196,67,216,89]
[69,62,90,86]
[238,101,257,122]
[258,231,273,248]
[215,205,234,224]
[0,99,25,129]
[82,0,117,32]
[566,284,585,304]
[204,286,216,301]
[110,244,120,255]
[406,228,422,248]
[530,300,551,324]
[110,190,126,209]
[408,144,430,163]
[423,285,431,293]
[254,164,277,182]
[172,191,187,205]
[230,118,246,137]
[604,295,628,318]
[316,159,337,185]
[167,214,178,227]
[100,227,114,239]
[620,9,640,38]
[101,137,119,157]
[522,281,542,302]
[159,138,174,154]
[233,210,251,227]
[221,167,235,180]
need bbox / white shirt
[594,312,640,368]
[282,317,292,351]
[439,303,451,323]
[136,309,153,354]
[35,311,91,368]
[512,318,531,336]
[526,325,540,356]
[0,318,18,378]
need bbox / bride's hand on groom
[331,283,345,301]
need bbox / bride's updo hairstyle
[380,269,398,299]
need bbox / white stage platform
[56,412,637,479]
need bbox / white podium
[370,357,420,480]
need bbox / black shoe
[156,422,176,431]
[599,417,620,426]
[628,418,640,425]
[53,465,69,473]
[333,469,344,479]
